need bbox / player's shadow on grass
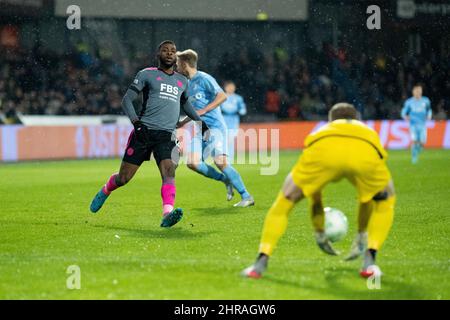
[263,266,426,299]
[321,266,427,299]
[92,224,215,240]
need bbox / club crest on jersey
[195,92,204,100]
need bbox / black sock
[256,253,269,270]
[257,253,268,260]
[368,248,377,261]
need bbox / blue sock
[223,165,251,199]
[412,144,419,163]
[197,162,226,182]
[417,143,423,154]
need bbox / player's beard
[159,58,175,70]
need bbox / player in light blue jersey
[176,49,254,207]
[401,84,432,164]
[221,81,247,159]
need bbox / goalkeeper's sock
[254,253,269,273]
[161,178,176,215]
[362,248,378,270]
[310,197,325,232]
[102,173,120,195]
[223,165,251,199]
[196,162,226,182]
[368,195,396,251]
[259,192,295,256]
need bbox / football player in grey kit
[89,40,208,228]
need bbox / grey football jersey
[129,67,189,132]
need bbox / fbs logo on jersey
[160,83,179,96]
[160,83,179,102]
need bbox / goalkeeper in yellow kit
[242,103,395,279]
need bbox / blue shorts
[410,125,427,144]
[186,127,228,160]
[223,114,240,132]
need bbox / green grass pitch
[1,150,449,300]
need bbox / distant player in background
[89,41,208,228]
[176,49,254,207]
[242,103,395,279]
[221,81,247,159]
[401,84,432,164]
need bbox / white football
[324,207,348,242]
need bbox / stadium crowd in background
[0,45,129,124]
[0,42,448,124]
[222,43,449,121]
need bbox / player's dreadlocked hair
[328,103,360,121]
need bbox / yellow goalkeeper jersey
[291,119,391,203]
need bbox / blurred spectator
[265,89,281,114]
[0,45,147,118]
[434,100,448,120]
[214,43,449,121]
[0,42,448,121]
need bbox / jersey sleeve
[373,131,388,159]
[401,100,410,119]
[203,75,224,97]
[237,95,247,116]
[129,70,149,93]
[181,92,202,122]
[180,90,189,106]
